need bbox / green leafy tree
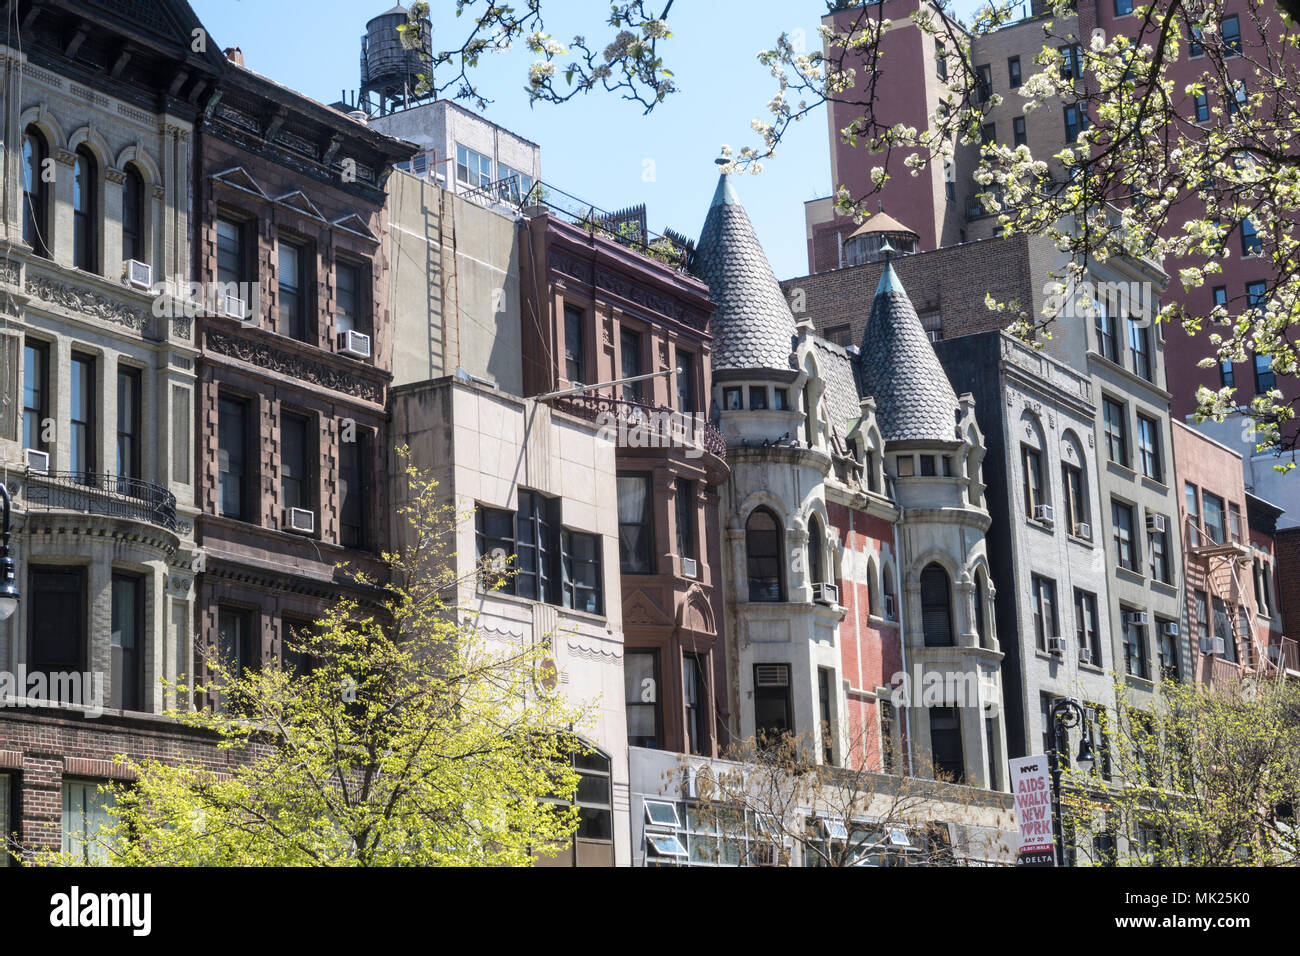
[42,456,589,867]
[1059,676,1300,866]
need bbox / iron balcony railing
[552,394,726,459]
[23,471,178,531]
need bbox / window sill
[1115,566,1145,585]
[1149,579,1178,597]
[1124,674,1155,690]
[1139,475,1168,494]
[1105,460,1137,480]
[1067,534,1095,548]
[473,587,608,625]
[1024,517,1056,534]
[1078,661,1106,675]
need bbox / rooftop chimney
[223,46,244,67]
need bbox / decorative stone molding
[205,329,383,403]
[54,148,77,166]
[104,167,127,185]
[152,185,166,201]
[25,273,148,331]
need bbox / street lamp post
[1048,697,1095,867]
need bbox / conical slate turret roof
[857,259,959,443]
[692,171,798,373]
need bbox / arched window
[808,515,826,587]
[73,146,98,272]
[22,126,49,257]
[746,507,785,602]
[882,563,897,619]
[920,564,954,647]
[122,163,145,264]
[867,557,881,617]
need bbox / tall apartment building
[0,0,227,860]
[194,51,414,707]
[935,330,1117,777]
[806,0,1288,523]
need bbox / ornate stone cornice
[104,167,128,185]
[25,272,148,332]
[205,329,384,404]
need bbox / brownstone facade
[518,212,731,756]
[193,65,414,692]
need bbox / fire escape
[1186,512,1296,686]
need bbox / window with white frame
[455,144,493,188]
[63,780,117,865]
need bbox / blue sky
[190,1,983,279]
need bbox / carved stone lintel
[55,148,77,166]
[151,185,166,201]
[104,167,127,185]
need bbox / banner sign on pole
[1009,754,1055,867]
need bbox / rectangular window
[723,386,742,411]
[562,528,602,614]
[1202,491,1226,544]
[1123,608,1149,679]
[29,567,87,680]
[1114,0,1132,14]
[70,354,95,477]
[1136,414,1162,481]
[1103,397,1129,467]
[749,386,768,411]
[564,304,585,383]
[456,144,493,188]
[754,664,793,745]
[1013,116,1027,147]
[980,123,996,145]
[339,429,368,549]
[976,64,992,102]
[1022,445,1044,518]
[1149,519,1172,584]
[116,366,142,480]
[1190,27,1204,57]
[1064,104,1087,142]
[278,239,309,342]
[1255,354,1276,394]
[685,654,707,756]
[1240,219,1261,256]
[1194,589,1209,652]
[1157,619,1180,681]
[675,478,696,563]
[1222,14,1241,55]
[1040,694,1062,757]
[217,607,256,693]
[335,259,368,335]
[516,490,559,602]
[1095,309,1119,362]
[110,573,144,711]
[1008,56,1022,88]
[626,650,662,748]
[1213,597,1237,662]
[1128,320,1152,380]
[1062,463,1086,533]
[1194,91,1209,122]
[618,473,653,574]
[1059,44,1083,80]
[818,667,835,765]
[280,411,313,512]
[216,217,246,285]
[935,39,947,81]
[23,338,49,452]
[1112,499,1137,572]
[621,328,643,403]
[1075,589,1102,666]
[62,781,116,865]
[929,707,964,783]
[218,396,250,520]
[676,350,696,412]
[1032,575,1059,651]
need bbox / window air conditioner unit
[1126,611,1149,627]
[1079,646,1094,665]
[1146,513,1166,534]
[1161,621,1179,637]
[221,291,248,321]
[1202,636,1226,656]
[1073,522,1092,540]
[24,448,49,475]
[884,594,897,620]
[1048,635,1067,655]
[337,329,372,359]
[813,582,840,606]
[123,259,152,290]
[283,507,315,535]
[1034,504,1055,525]
[681,556,698,579]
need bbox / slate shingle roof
[810,337,862,438]
[856,261,960,443]
[692,173,798,373]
